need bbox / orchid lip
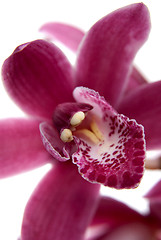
[71,87,146,189]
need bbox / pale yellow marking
[90,121,104,141]
[60,129,73,142]
[74,129,100,144]
[70,111,85,126]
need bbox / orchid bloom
[86,181,161,240]
[0,3,160,240]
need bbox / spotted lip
[72,87,146,189]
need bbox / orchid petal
[144,180,161,232]
[95,223,153,240]
[149,202,161,224]
[39,122,76,161]
[0,118,50,178]
[39,22,149,97]
[144,181,161,227]
[125,67,148,95]
[40,22,84,52]
[86,197,146,240]
[72,87,145,189]
[75,3,150,107]
[91,196,144,226]
[144,181,161,225]
[2,40,74,120]
[40,22,149,96]
[21,162,100,240]
[144,180,161,201]
[145,154,161,170]
[118,81,161,150]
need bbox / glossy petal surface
[40,22,84,52]
[0,118,50,178]
[21,162,100,240]
[75,3,150,107]
[72,87,145,189]
[118,81,161,150]
[2,40,74,120]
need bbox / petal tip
[144,180,161,201]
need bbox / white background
[0,0,161,239]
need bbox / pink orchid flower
[86,180,161,240]
[0,3,160,240]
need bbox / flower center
[59,109,103,145]
[73,119,104,144]
[40,87,146,189]
[70,111,85,127]
[53,102,94,143]
[59,110,86,142]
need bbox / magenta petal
[149,201,161,224]
[144,181,161,225]
[144,180,161,201]
[39,122,75,161]
[95,223,153,240]
[72,87,145,189]
[21,162,100,240]
[2,40,74,120]
[91,196,144,227]
[125,67,148,95]
[87,197,146,240]
[75,3,150,107]
[118,81,161,150]
[40,22,84,52]
[0,118,50,178]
